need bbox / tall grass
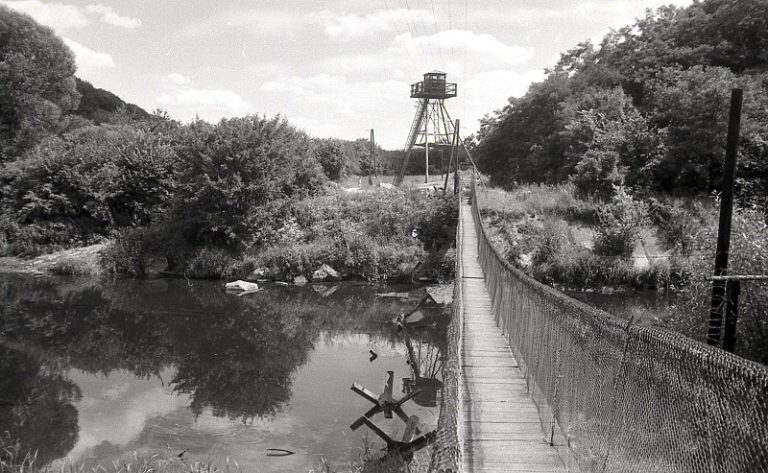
[0,435,419,473]
[477,182,600,223]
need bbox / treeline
[0,6,458,281]
[473,0,768,201]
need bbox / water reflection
[0,274,446,470]
[0,345,81,466]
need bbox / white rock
[293,275,308,286]
[312,264,340,282]
[225,280,259,292]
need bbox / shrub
[593,187,647,257]
[572,149,625,199]
[186,248,235,279]
[99,228,150,276]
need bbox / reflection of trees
[0,345,80,466]
[0,275,415,425]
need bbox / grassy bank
[476,183,768,364]
[476,183,670,290]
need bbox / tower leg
[425,106,429,184]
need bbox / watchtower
[394,71,458,186]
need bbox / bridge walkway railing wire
[457,180,768,473]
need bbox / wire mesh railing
[428,188,464,473]
[468,181,768,473]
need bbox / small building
[410,71,457,99]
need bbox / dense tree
[474,0,768,199]
[313,138,349,181]
[0,5,80,161]
[2,125,177,236]
[166,116,325,251]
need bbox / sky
[3,0,692,149]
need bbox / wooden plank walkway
[459,200,567,473]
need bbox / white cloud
[157,76,250,122]
[464,69,545,107]
[1,0,88,30]
[158,89,249,113]
[63,37,115,69]
[391,30,534,67]
[476,0,694,28]
[182,9,305,39]
[2,0,141,31]
[85,3,141,28]
[309,8,431,39]
[260,74,411,144]
[164,73,192,87]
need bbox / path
[459,198,567,473]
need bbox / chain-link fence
[428,192,464,473]
[467,182,768,473]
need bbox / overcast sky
[4,0,691,149]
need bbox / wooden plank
[458,199,567,473]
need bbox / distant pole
[369,129,375,186]
[453,119,460,194]
[707,88,743,346]
[443,120,457,194]
[425,103,430,183]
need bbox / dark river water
[0,274,448,472]
[568,290,676,325]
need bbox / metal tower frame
[395,98,457,186]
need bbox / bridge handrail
[428,186,464,473]
[468,180,768,473]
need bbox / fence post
[707,88,743,346]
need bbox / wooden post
[707,88,743,346]
[722,279,741,353]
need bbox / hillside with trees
[472,0,768,203]
[74,78,149,124]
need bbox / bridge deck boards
[459,200,566,473]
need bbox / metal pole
[722,279,741,353]
[707,88,743,346]
[443,119,457,194]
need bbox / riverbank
[0,243,107,277]
[1,186,458,284]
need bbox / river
[0,274,448,472]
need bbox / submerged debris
[265,448,295,457]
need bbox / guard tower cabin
[410,71,457,99]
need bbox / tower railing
[465,180,768,473]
